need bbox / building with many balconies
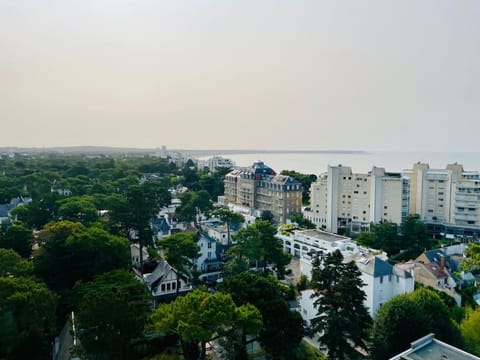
[224,161,302,223]
[403,163,480,239]
[305,165,408,234]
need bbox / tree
[219,272,304,359]
[0,222,33,258]
[370,287,462,360]
[400,214,432,254]
[461,307,480,356]
[310,250,371,360]
[210,208,244,245]
[176,191,213,226]
[10,192,61,229]
[290,212,316,229]
[0,276,57,359]
[0,248,33,277]
[280,170,317,204]
[158,233,200,295]
[151,289,262,360]
[356,220,399,255]
[74,270,151,360]
[230,220,291,276]
[57,195,99,225]
[461,242,480,273]
[34,221,130,292]
[260,210,275,224]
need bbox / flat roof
[297,229,350,242]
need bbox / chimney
[440,255,446,270]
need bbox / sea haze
[208,152,480,175]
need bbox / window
[380,276,383,284]
[207,242,212,249]
[161,284,165,291]
[166,283,171,291]
[172,282,176,289]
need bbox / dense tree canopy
[0,276,57,359]
[356,220,399,255]
[74,270,151,360]
[34,221,130,292]
[0,248,33,277]
[230,220,291,276]
[461,307,480,356]
[219,272,303,359]
[0,222,34,258]
[151,289,262,360]
[371,287,462,360]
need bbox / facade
[283,229,414,317]
[354,254,414,316]
[193,232,221,272]
[141,260,192,303]
[403,163,480,239]
[198,156,234,172]
[224,161,302,223]
[305,165,408,234]
[297,252,414,319]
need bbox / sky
[1,1,479,151]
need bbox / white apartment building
[297,252,414,319]
[403,163,480,238]
[305,165,408,234]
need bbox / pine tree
[310,250,371,360]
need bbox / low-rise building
[389,333,480,360]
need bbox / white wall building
[287,229,415,318]
[305,165,408,234]
[403,163,480,237]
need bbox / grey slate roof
[0,204,10,218]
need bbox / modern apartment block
[305,165,409,234]
[403,163,480,238]
[224,161,302,223]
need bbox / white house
[277,228,359,278]
[141,260,192,304]
[290,230,415,318]
[353,253,415,316]
[298,289,318,326]
[193,232,220,272]
[130,243,149,269]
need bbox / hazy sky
[1,1,479,151]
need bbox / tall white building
[403,163,480,238]
[305,165,408,234]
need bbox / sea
[202,152,480,175]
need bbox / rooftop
[297,229,350,243]
[389,333,480,360]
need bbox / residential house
[130,243,149,269]
[151,215,172,240]
[353,253,414,316]
[141,259,192,305]
[414,244,467,305]
[193,232,221,273]
[389,333,480,360]
[0,196,32,224]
